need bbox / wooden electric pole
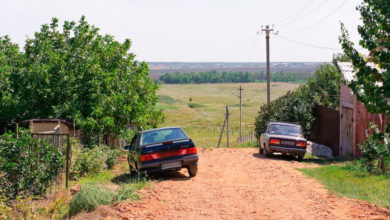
[232,86,244,141]
[261,25,274,104]
[217,106,230,148]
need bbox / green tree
[339,0,389,172]
[339,0,390,115]
[0,36,23,126]
[0,17,164,137]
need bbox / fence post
[66,134,70,189]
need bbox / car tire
[297,154,304,161]
[259,145,263,154]
[129,164,137,176]
[188,164,198,177]
[263,146,270,157]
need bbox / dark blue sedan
[127,127,199,177]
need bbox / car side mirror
[123,145,130,151]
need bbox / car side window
[130,134,139,150]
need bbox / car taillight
[179,147,197,155]
[296,141,307,147]
[140,153,161,162]
[269,139,280,145]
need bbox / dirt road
[112,148,389,220]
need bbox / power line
[277,0,317,27]
[275,34,342,50]
[278,0,318,28]
[289,0,349,33]
[279,0,328,29]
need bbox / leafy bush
[69,184,115,216]
[359,124,389,175]
[254,64,340,139]
[70,145,121,180]
[188,103,205,108]
[0,129,64,198]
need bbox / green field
[157,82,299,148]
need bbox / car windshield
[141,128,188,145]
[269,124,301,136]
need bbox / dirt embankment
[86,148,390,220]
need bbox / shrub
[69,184,115,216]
[70,145,121,179]
[254,64,340,139]
[158,95,176,104]
[188,103,205,108]
[359,124,389,175]
[0,129,64,198]
[255,87,316,139]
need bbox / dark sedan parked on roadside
[127,127,198,177]
[259,122,307,161]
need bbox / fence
[237,131,254,143]
[31,133,71,192]
[309,105,340,156]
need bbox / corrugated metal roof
[337,62,355,82]
[337,61,382,84]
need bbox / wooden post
[66,134,70,189]
[217,117,227,148]
[226,106,229,148]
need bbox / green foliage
[188,103,205,108]
[159,70,313,84]
[0,16,164,137]
[69,184,115,216]
[70,145,120,180]
[359,124,389,175]
[299,164,390,208]
[339,0,390,116]
[254,64,340,139]
[0,129,64,198]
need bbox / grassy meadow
[157,82,299,148]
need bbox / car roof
[138,126,183,134]
[269,121,301,127]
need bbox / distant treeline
[159,70,314,84]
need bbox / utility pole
[226,106,230,148]
[261,25,274,104]
[217,106,230,148]
[232,86,244,141]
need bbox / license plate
[281,140,295,146]
[161,161,182,170]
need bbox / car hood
[267,134,306,141]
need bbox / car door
[128,134,140,170]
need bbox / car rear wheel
[188,164,198,177]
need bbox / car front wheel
[188,164,198,177]
[263,146,271,157]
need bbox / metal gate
[31,133,71,190]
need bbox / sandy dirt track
[110,148,388,219]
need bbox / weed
[188,103,205,108]
[158,95,176,104]
[69,184,115,216]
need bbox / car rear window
[141,128,188,145]
[269,124,301,136]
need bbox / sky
[0,0,364,62]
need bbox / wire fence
[237,131,255,143]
